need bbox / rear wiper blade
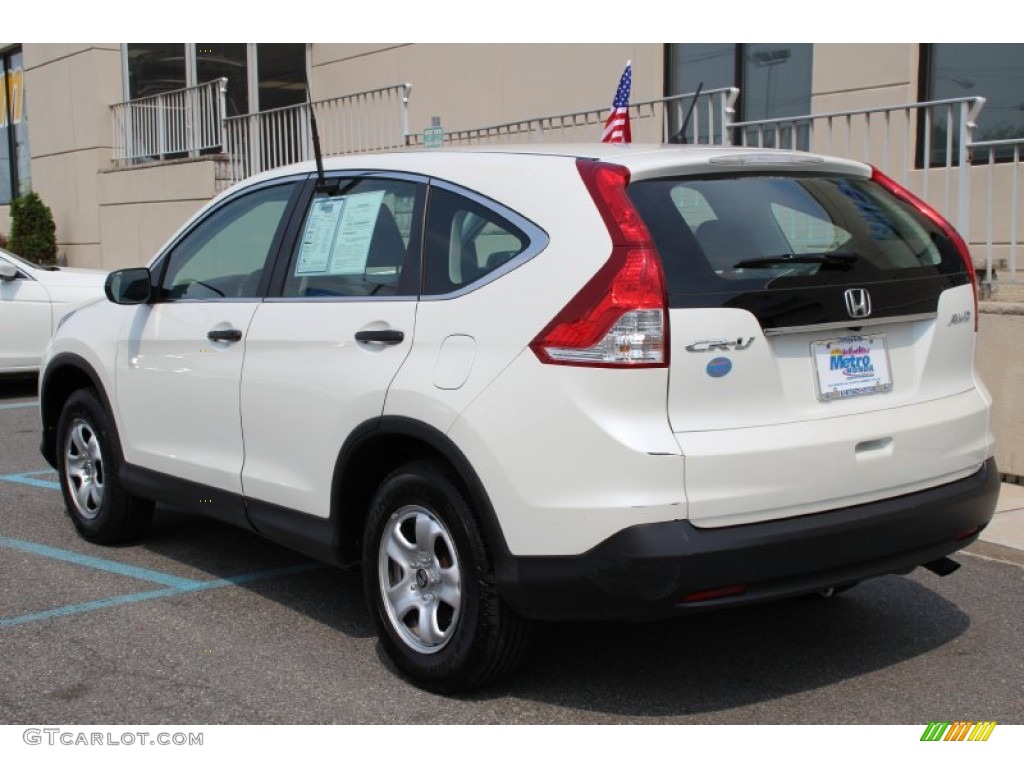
[732,253,858,269]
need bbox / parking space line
[0,536,206,589]
[0,586,183,627]
[0,562,325,628]
[0,469,60,490]
[0,401,38,410]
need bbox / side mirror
[0,261,18,281]
[105,268,153,305]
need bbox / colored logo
[829,346,874,379]
[706,357,732,378]
[920,721,997,742]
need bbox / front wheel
[363,461,530,693]
[56,389,153,544]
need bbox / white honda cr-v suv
[39,144,998,692]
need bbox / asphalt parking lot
[1,375,1023,725]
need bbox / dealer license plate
[812,334,893,402]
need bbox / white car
[38,145,999,692]
[0,249,107,374]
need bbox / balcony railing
[972,138,1023,288]
[405,87,738,147]
[110,76,1023,289]
[111,79,228,165]
[110,81,412,184]
[223,84,412,184]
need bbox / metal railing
[406,87,739,147]
[111,79,227,165]
[109,76,1024,292]
[224,83,412,183]
[971,138,1023,289]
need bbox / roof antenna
[306,87,339,194]
[669,82,703,144]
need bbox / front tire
[56,388,153,544]
[363,461,530,693]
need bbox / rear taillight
[529,160,669,367]
[871,166,978,331]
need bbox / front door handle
[354,329,404,345]
[208,328,243,343]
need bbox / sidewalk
[968,482,1024,565]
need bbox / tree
[9,191,58,266]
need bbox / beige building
[2,43,1022,276]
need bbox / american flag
[601,61,632,144]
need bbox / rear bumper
[496,458,999,621]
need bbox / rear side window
[422,186,528,296]
[283,178,422,298]
[629,175,965,295]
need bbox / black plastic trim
[331,416,512,567]
[120,464,250,530]
[497,458,1000,621]
[246,497,343,566]
[672,273,968,330]
[38,353,113,468]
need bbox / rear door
[239,174,424,523]
[629,169,990,527]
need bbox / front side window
[283,178,422,298]
[159,182,296,300]
[422,187,527,296]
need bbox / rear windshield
[628,174,968,298]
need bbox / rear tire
[56,388,153,544]
[363,460,530,693]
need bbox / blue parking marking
[0,400,38,410]
[0,469,60,490]
[0,470,327,627]
[0,536,205,589]
[0,563,324,628]
[1,586,184,627]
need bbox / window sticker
[294,190,387,277]
[295,197,345,275]
[328,190,386,275]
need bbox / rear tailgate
[629,163,992,528]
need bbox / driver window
[159,182,295,300]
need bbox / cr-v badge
[844,288,872,319]
[685,338,755,353]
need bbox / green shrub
[9,191,58,266]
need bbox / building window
[920,44,1024,165]
[124,44,307,116]
[257,44,308,113]
[666,43,812,148]
[196,44,249,116]
[1,48,31,204]
[126,43,187,100]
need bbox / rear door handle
[207,328,243,343]
[355,329,404,345]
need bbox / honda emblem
[844,288,872,319]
